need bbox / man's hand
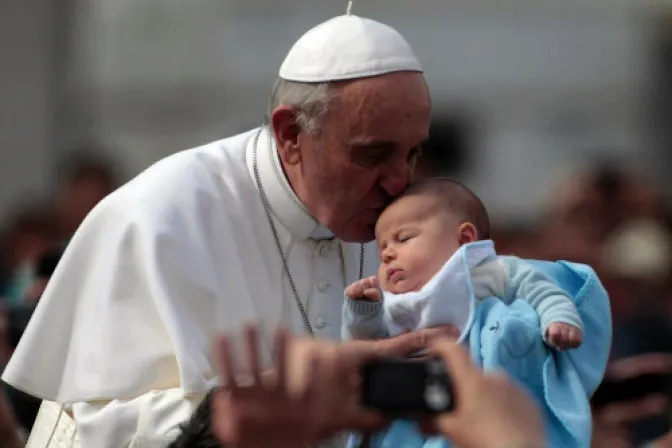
[421,340,545,448]
[345,276,382,302]
[212,327,322,447]
[211,326,386,447]
[592,353,672,447]
[372,325,460,358]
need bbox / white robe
[2,127,379,447]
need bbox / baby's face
[375,193,461,294]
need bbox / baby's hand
[345,276,382,302]
[546,323,583,351]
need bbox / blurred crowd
[0,148,671,446]
[0,151,119,440]
[492,163,672,447]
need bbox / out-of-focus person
[0,206,55,307]
[589,219,672,445]
[0,207,55,442]
[600,219,672,334]
[536,164,665,266]
[53,152,119,241]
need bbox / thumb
[426,339,477,435]
[429,338,477,381]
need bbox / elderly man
[2,9,438,448]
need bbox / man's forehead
[337,73,429,112]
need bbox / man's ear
[270,106,302,166]
[457,222,478,245]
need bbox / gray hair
[266,78,333,134]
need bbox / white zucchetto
[279,13,423,83]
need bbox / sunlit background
[1,1,672,445]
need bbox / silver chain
[251,128,365,337]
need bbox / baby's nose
[382,248,395,262]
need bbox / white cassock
[2,10,423,447]
[1,126,380,447]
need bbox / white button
[315,317,326,329]
[317,280,330,291]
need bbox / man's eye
[399,235,413,243]
[359,155,383,167]
[407,147,422,163]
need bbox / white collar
[246,126,333,241]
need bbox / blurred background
[1,0,672,446]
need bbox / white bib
[382,240,496,342]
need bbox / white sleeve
[72,389,205,448]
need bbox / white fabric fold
[383,241,496,341]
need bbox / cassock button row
[317,280,330,291]
[315,317,326,329]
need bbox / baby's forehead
[375,193,447,233]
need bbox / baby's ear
[458,222,478,245]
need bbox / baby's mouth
[387,267,403,282]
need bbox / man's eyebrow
[350,140,398,150]
[351,136,429,148]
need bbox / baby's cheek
[378,276,391,293]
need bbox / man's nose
[379,159,411,198]
[381,247,396,263]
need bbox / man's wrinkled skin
[271,72,431,243]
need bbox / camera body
[361,358,455,416]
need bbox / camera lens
[424,380,450,411]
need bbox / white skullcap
[279,14,423,83]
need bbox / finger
[364,276,378,289]
[556,328,569,350]
[243,324,262,383]
[372,331,426,357]
[547,329,558,347]
[214,334,238,390]
[607,353,672,380]
[423,326,461,342]
[429,338,479,387]
[362,288,381,301]
[301,351,322,404]
[346,281,365,298]
[555,336,564,350]
[372,326,459,357]
[211,390,239,445]
[599,395,669,425]
[570,329,582,347]
[273,328,290,393]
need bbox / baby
[342,178,584,351]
